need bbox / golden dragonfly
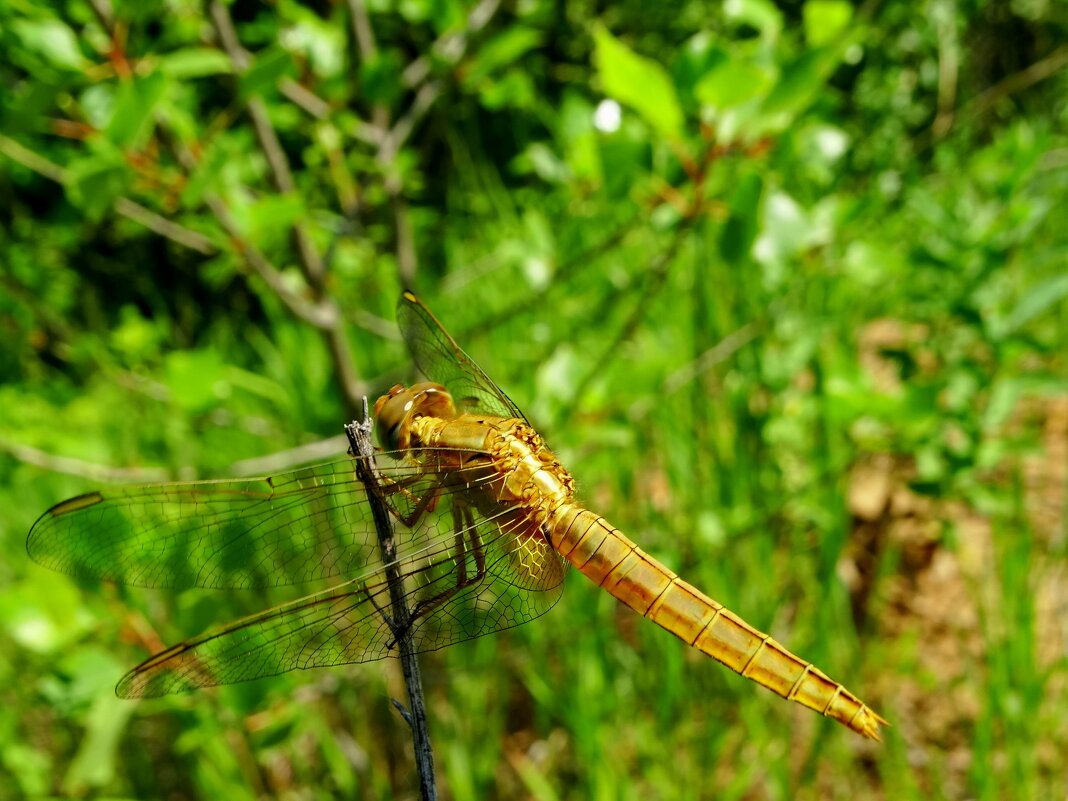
[28,291,887,740]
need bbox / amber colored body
[381,383,887,741]
[28,293,887,740]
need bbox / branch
[0,135,217,255]
[345,0,378,59]
[158,124,360,419]
[930,10,959,141]
[661,320,761,396]
[112,197,217,254]
[343,0,392,134]
[966,44,1068,122]
[227,434,350,476]
[280,79,331,119]
[921,43,1068,149]
[378,0,501,164]
[82,3,369,410]
[376,79,443,166]
[368,0,502,287]
[400,0,501,89]
[1,440,170,484]
[85,0,114,31]
[207,0,325,288]
[390,194,418,286]
[198,191,339,328]
[345,405,437,801]
[202,2,369,413]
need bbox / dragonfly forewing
[396,291,525,421]
[28,452,504,591]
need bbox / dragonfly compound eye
[373,383,455,451]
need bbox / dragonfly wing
[118,506,567,696]
[397,291,526,421]
[28,451,486,590]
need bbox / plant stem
[345,403,437,801]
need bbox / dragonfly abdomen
[548,505,887,741]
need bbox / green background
[2,0,1066,798]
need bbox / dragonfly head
[373,382,456,451]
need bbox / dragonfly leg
[403,501,487,630]
[360,580,396,630]
[372,472,447,529]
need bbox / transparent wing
[28,451,514,590]
[397,291,526,421]
[116,503,567,697]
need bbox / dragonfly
[28,291,887,740]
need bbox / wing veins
[125,504,562,693]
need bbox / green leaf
[180,139,234,208]
[673,33,727,103]
[1,742,50,798]
[11,18,86,70]
[513,142,570,183]
[803,0,854,47]
[0,577,93,654]
[62,693,135,794]
[466,26,543,83]
[239,46,295,101]
[593,26,684,138]
[720,172,764,263]
[65,154,131,222]
[361,50,405,105]
[398,0,432,23]
[695,58,773,109]
[279,7,347,79]
[724,0,783,40]
[761,190,808,255]
[557,92,601,182]
[226,365,286,402]
[246,193,307,244]
[983,379,1024,430]
[999,274,1068,337]
[107,71,168,148]
[158,48,233,78]
[111,305,163,362]
[599,135,651,199]
[2,78,67,135]
[253,720,298,750]
[397,0,463,29]
[478,69,536,111]
[760,47,837,118]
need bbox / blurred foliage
[2,0,1067,799]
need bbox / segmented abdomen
[549,506,887,740]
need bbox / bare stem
[0,439,170,483]
[206,0,325,287]
[0,135,216,255]
[199,1,366,412]
[345,404,437,801]
[345,0,378,59]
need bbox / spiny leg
[369,470,447,529]
[404,501,489,629]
